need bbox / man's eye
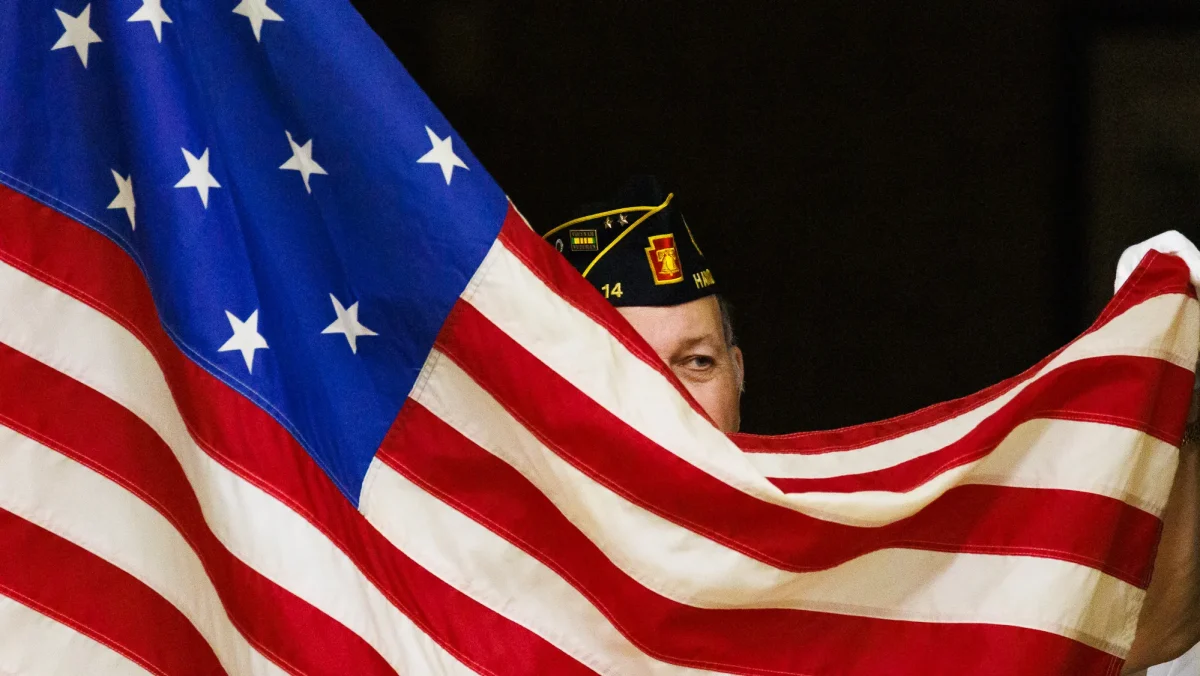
[684,355,715,370]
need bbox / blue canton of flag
[0,0,508,501]
[1,1,1197,674]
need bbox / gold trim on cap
[542,205,658,241]
[681,214,704,258]
[580,193,674,278]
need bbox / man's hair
[716,294,745,394]
[716,294,737,348]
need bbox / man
[546,176,1200,673]
[543,176,745,433]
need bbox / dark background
[354,0,1200,435]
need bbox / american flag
[0,1,1197,674]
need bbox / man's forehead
[617,299,724,352]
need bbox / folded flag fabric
[0,1,1197,674]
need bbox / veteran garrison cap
[543,176,719,307]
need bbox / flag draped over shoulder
[0,1,1197,675]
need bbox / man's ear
[732,345,745,394]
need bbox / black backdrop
[351,1,1150,434]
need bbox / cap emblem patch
[645,234,683,285]
[569,229,598,251]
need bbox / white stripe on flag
[407,350,1144,655]
[743,293,1200,482]
[748,418,1179,524]
[0,593,153,676]
[0,425,282,676]
[360,454,731,676]
[0,260,474,676]
[470,242,1197,524]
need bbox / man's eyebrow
[672,334,720,351]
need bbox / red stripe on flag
[734,251,1197,455]
[766,356,1194,495]
[436,301,1161,587]
[0,341,396,675]
[0,184,596,674]
[496,211,1195,458]
[380,400,1121,676]
[0,507,228,676]
[1096,250,1199,326]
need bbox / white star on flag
[51,4,102,68]
[280,131,328,193]
[127,0,172,42]
[219,309,268,373]
[174,148,221,208]
[232,0,283,42]
[107,170,136,230]
[322,294,377,354]
[416,126,468,185]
